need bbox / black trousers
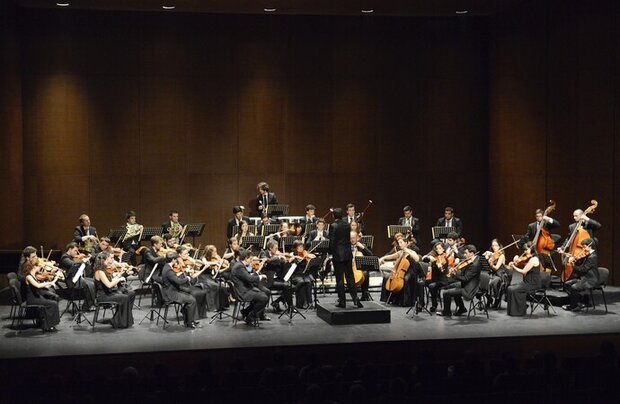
[334,259,357,303]
[442,283,467,314]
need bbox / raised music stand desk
[240,235,265,253]
[266,204,289,218]
[183,223,205,245]
[387,225,411,238]
[140,227,163,241]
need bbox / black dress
[196,271,228,312]
[94,271,135,328]
[506,262,541,316]
[25,275,60,331]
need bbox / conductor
[329,208,362,308]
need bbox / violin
[448,254,476,277]
[157,247,170,257]
[251,257,267,273]
[72,252,91,263]
[511,250,533,269]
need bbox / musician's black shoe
[260,315,271,321]
[240,307,250,319]
[271,301,282,314]
[437,311,451,317]
[336,302,346,308]
[562,304,576,311]
[354,300,364,309]
[245,313,258,327]
[454,308,467,316]
[430,306,437,313]
[360,293,371,301]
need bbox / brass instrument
[122,223,144,242]
[167,222,183,239]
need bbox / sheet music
[284,263,297,282]
[72,262,86,284]
[145,263,158,284]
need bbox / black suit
[435,217,463,238]
[441,256,481,315]
[561,219,602,249]
[305,229,329,249]
[231,261,269,320]
[525,219,560,242]
[565,252,600,308]
[161,264,199,325]
[329,219,358,304]
[256,192,278,215]
[398,216,421,241]
[142,247,166,284]
[73,226,98,252]
[259,250,293,307]
[227,216,251,239]
[60,252,95,308]
[161,221,184,238]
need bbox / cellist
[379,235,423,308]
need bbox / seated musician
[122,210,142,264]
[271,222,291,247]
[142,236,167,284]
[60,242,95,310]
[161,210,184,244]
[173,245,209,318]
[301,204,318,232]
[398,205,421,244]
[161,251,201,329]
[91,237,120,257]
[235,220,254,244]
[19,246,60,301]
[223,237,240,264]
[163,233,177,250]
[93,251,135,328]
[231,248,270,326]
[260,240,294,313]
[306,219,329,247]
[526,208,560,242]
[256,182,279,216]
[290,240,316,309]
[73,213,98,254]
[562,238,599,311]
[202,245,230,311]
[227,206,250,239]
[258,212,274,234]
[22,260,61,332]
[444,232,464,259]
[483,239,508,309]
[438,244,481,317]
[425,242,457,313]
[435,207,463,240]
[506,242,541,316]
[558,209,602,252]
[350,220,363,237]
[351,230,373,301]
[379,235,424,308]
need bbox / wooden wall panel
[90,175,141,237]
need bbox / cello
[385,248,410,293]
[351,249,366,288]
[532,200,556,256]
[561,200,598,282]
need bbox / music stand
[261,224,281,236]
[309,239,330,254]
[387,225,411,239]
[183,223,205,245]
[360,235,374,250]
[278,216,304,224]
[247,217,261,226]
[140,227,163,241]
[281,236,303,253]
[266,204,289,218]
[354,255,380,273]
[232,224,258,237]
[241,236,265,253]
[108,227,127,243]
[432,226,456,240]
[305,223,330,236]
[280,263,306,323]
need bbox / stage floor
[2,287,620,360]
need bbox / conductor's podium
[317,301,391,325]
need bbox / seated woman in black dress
[506,242,541,316]
[290,240,316,309]
[93,251,135,328]
[22,260,61,332]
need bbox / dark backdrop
[1,0,618,284]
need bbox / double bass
[532,200,556,256]
[561,200,598,282]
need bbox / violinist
[290,240,316,309]
[379,235,423,308]
[351,230,373,301]
[329,208,362,309]
[202,245,230,310]
[60,242,95,310]
[259,240,294,313]
[161,251,201,328]
[235,220,254,244]
[174,245,208,318]
[22,260,60,332]
[231,248,269,326]
[562,238,599,312]
[142,236,167,284]
[256,182,278,216]
[398,206,421,244]
[93,251,135,328]
[73,213,98,254]
[92,237,124,261]
[18,246,60,302]
[559,209,602,251]
[349,220,362,237]
[438,245,481,317]
[425,242,456,313]
[227,206,250,239]
[444,232,464,260]
[435,207,463,239]
[506,242,541,316]
[163,233,178,249]
[483,239,508,309]
[223,237,240,265]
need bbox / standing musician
[22,260,61,332]
[256,182,278,216]
[18,246,60,302]
[173,245,209,318]
[73,213,98,254]
[425,242,456,313]
[300,204,318,231]
[438,244,481,317]
[379,235,423,308]
[259,240,294,313]
[344,203,364,232]
[93,251,135,329]
[231,248,270,326]
[559,209,602,250]
[399,206,421,244]
[122,210,142,264]
[202,245,230,311]
[142,236,167,284]
[235,220,254,244]
[227,206,250,239]
[351,230,373,301]
[526,208,560,243]
[436,207,463,239]
[161,210,184,244]
[506,242,541,316]
[483,239,508,309]
[562,238,599,312]
[60,242,95,310]
[290,240,316,309]
[330,208,362,308]
[161,251,201,329]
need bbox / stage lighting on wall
[264,8,277,12]
[162,5,176,10]
[456,10,469,14]
[56,2,70,6]
[361,9,374,14]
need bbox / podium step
[316,301,391,325]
